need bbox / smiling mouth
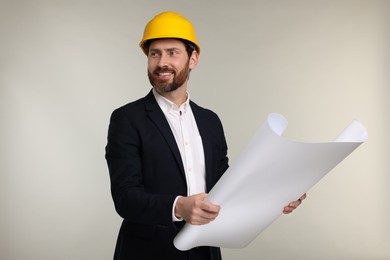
[155,70,175,80]
[157,72,173,76]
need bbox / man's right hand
[174,193,220,225]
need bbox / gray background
[1,0,389,259]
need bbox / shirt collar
[152,89,190,113]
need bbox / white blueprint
[174,113,367,250]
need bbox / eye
[168,50,179,56]
[148,51,160,58]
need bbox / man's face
[147,39,196,94]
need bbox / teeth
[158,72,172,76]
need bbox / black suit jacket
[105,90,229,260]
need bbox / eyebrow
[149,47,182,53]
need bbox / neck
[158,84,188,107]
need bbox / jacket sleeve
[105,107,176,225]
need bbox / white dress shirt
[153,90,206,221]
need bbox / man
[105,11,306,260]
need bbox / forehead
[149,38,186,50]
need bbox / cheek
[147,62,154,73]
[147,58,157,67]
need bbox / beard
[148,61,190,94]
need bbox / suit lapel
[143,90,216,192]
[143,90,186,176]
[190,101,214,192]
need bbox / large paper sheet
[174,113,367,250]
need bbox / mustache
[153,67,176,74]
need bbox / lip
[155,71,174,79]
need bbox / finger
[291,194,306,207]
[288,201,300,208]
[200,210,219,221]
[188,216,210,225]
[189,209,219,224]
[283,206,294,214]
[200,201,221,214]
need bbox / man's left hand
[283,193,307,214]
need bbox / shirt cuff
[172,195,184,222]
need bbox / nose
[157,53,169,68]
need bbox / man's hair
[143,38,196,57]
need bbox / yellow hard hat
[139,11,200,55]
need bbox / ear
[189,51,198,69]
